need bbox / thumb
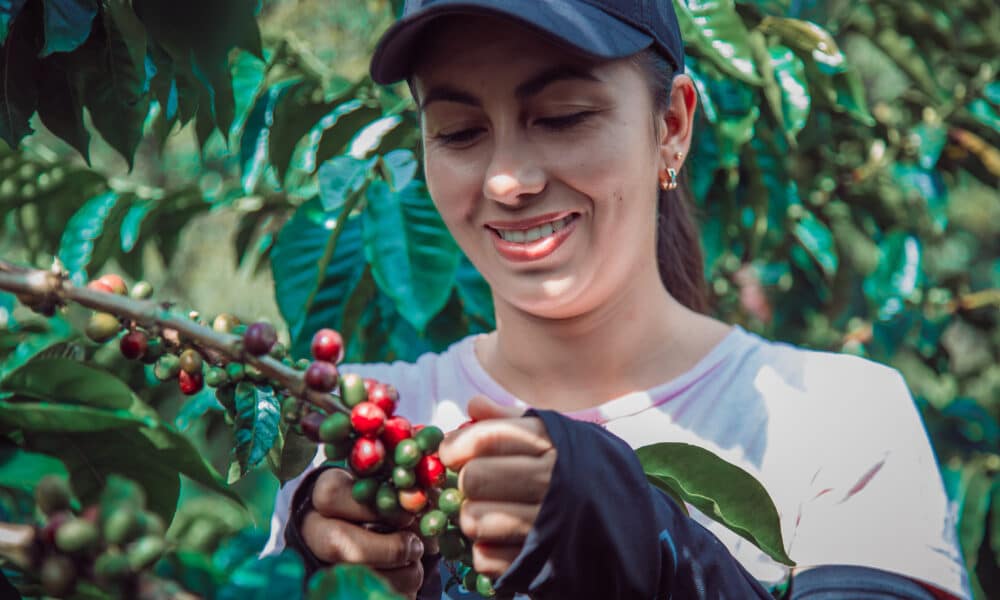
[466,394,523,422]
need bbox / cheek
[425,152,481,228]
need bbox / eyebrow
[419,64,602,111]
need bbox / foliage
[0,0,998,597]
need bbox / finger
[439,418,551,470]
[405,520,440,556]
[376,561,424,597]
[460,501,538,545]
[302,512,425,569]
[467,394,524,422]
[459,453,555,502]
[472,542,521,578]
[312,468,378,522]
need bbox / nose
[482,131,546,207]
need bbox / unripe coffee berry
[300,412,327,443]
[55,518,99,555]
[325,440,352,461]
[350,437,385,475]
[311,328,344,363]
[419,510,447,537]
[381,415,412,450]
[243,322,277,356]
[437,488,464,516]
[318,412,352,443]
[40,555,77,597]
[212,313,240,333]
[416,454,446,488]
[179,349,203,374]
[398,488,427,513]
[350,402,386,436]
[140,339,165,364]
[97,273,128,295]
[129,280,153,299]
[85,312,121,343]
[368,383,398,416]
[352,478,380,505]
[153,354,180,381]
[393,438,421,468]
[476,573,497,597]
[281,396,300,423]
[35,475,72,516]
[225,362,245,382]
[392,465,416,489]
[120,330,149,361]
[415,425,444,453]
[204,366,227,387]
[340,373,367,407]
[375,482,400,517]
[178,370,203,395]
[305,361,338,392]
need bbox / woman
[265,2,970,599]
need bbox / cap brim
[370,0,654,85]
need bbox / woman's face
[413,16,673,320]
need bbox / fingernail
[408,535,424,559]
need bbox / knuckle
[312,469,352,514]
[459,503,480,540]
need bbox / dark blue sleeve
[493,409,773,600]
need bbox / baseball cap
[370,0,686,85]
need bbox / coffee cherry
[368,383,399,416]
[300,412,326,443]
[476,573,497,597]
[438,528,466,560]
[318,412,352,443]
[415,425,444,453]
[140,339,165,364]
[416,454,446,488]
[154,355,180,381]
[350,437,386,475]
[119,330,148,360]
[281,396,300,423]
[350,402,386,436]
[212,313,240,333]
[178,370,203,395]
[438,488,464,516]
[178,349,203,374]
[225,362,245,382]
[325,440,352,461]
[204,366,228,387]
[351,478,380,505]
[311,328,344,363]
[269,342,287,359]
[86,280,115,294]
[85,312,121,343]
[97,274,128,295]
[127,535,165,570]
[94,550,131,582]
[419,510,447,537]
[40,555,77,597]
[381,416,412,450]
[363,378,377,395]
[35,475,72,516]
[375,482,400,517]
[340,373,367,407]
[243,322,277,356]
[392,466,417,489]
[55,518,99,555]
[295,358,311,371]
[398,488,427,513]
[305,361,338,392]
[129,280,153,300]
[393,439,421,468]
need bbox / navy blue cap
[370,0,686,84]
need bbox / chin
[496,274,598,320]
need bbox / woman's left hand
[438,395,556,579]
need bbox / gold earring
[660,168,678,191]
[674,152,684,160]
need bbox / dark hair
[631,49,709,314]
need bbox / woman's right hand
[301,468,428,598]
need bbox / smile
[493,214,576,243]
[486,213,580,262]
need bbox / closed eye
[433,127,485,146]
[536,111,594,130]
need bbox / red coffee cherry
[243,322,277,356]
[350,402,386,436]
[305,361,339,393]
[416,454,446,488]
[310,329,344,364]
[398,488,428,513]
[350,437,385,476]
[86,280,115,294]
[381,415,412,450]
[119,331,148,360]
[97,274,128,295]
[368,383,399,417]
[178,370,203,395]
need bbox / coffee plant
[1,0,998,598]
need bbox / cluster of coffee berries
[31,475,166,598]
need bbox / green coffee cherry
[394,439,421,468]
[419,510,447,537]
[55,518,100,555]
[94,550,131,582]
[324,440,351,461]
[319,412,352,443]
[127,535,166,570]
[438,488,464,516]
[391,466,416,489]
[375,483,400,518]
[415,426,444,453]
[225,362,245,382]
[35,475,72,516]
[153,355,181,381]
[40,555,77,597]
[340,373,367,407]
[476,573,497,597]
[104,509,142,546]
[351,478,380,505]
[204,366,228,387]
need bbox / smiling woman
[265,2,971,600]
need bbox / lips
[486,213,580,262]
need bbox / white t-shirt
[264,325,971,599]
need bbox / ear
[657,74,698,172]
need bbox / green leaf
[239,79,300,194]
[231,384,281,481]
[863,232,923,321]
[155,551,224,599]
[174,387,222,432]
[306,564,403,600]
[57,190,122,285]
[40,0,97,56]
[229,49,267,139]
[268,84,340,182]
[380,149,418,192]
[36,55,90,161]
[2,357,146,412]
[318,156,373,212]
[758,16,846,74]
[792,210,838,278]
[767,46,810,138]
[348,115,404,159]
[363,180,461,334]
[120,198,156,253]
[0,400,156,432]
[271,197,367,358]
[0,445,68,492]
[673,0,761,85]
[636,442,794,566]
[455,256,494,330]
[274,428,317,484]
[103,0,147,75]
[313,101,383,169]
[955,462,993,577]
[216,550,305,600]
[967,98,1000,135]
[893,164,948,232]
[0,2,39,148]
[0,0,28,45]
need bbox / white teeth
[496,215,574,243]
